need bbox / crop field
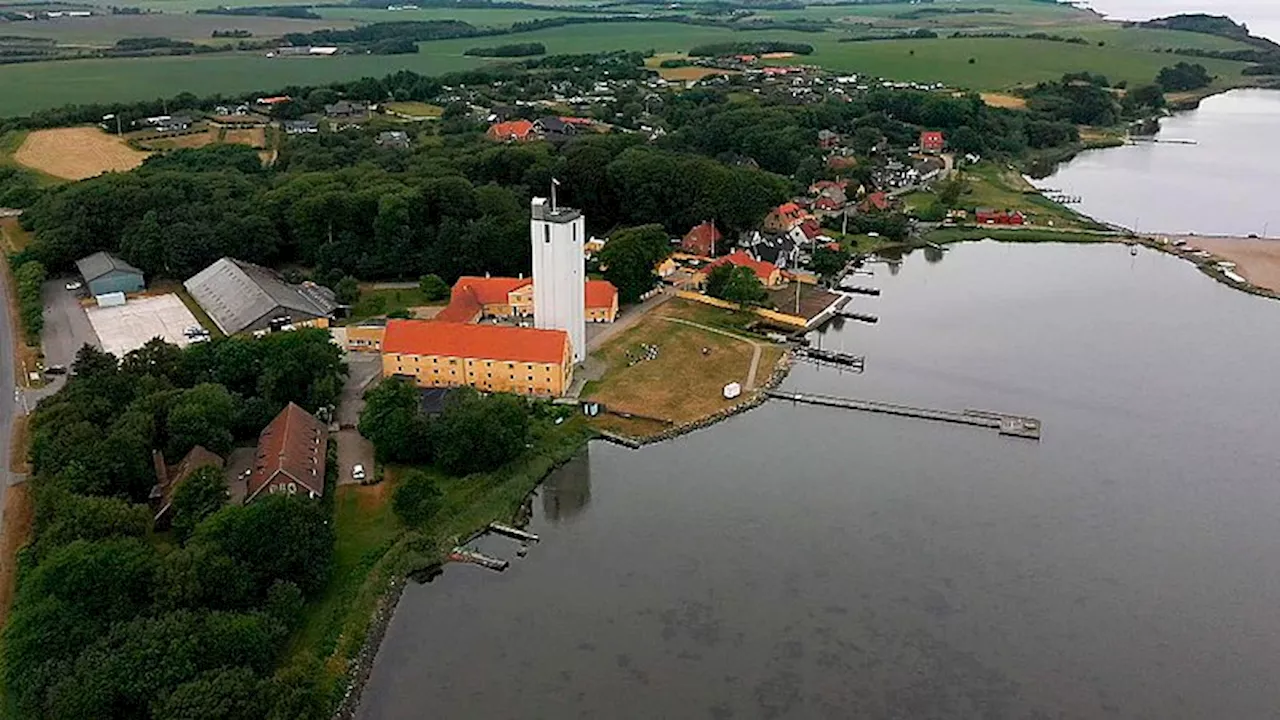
[1,13,355,45]
[315,6,595,28]
[13,127,149,180]
[223,127,267,147]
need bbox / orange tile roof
[585,280,617,309]
[451,276,531,305]
[708,251,778,283]
[435,285,482,323]
[777,202,802,216]
[487,119,534,141]
[384,319,568,365]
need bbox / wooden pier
[835,308,879,323]
[450,547,509,571]
[844,286,881,296]
[765,390,1040,440]
[489,522,540,543]
[799,347,866,371]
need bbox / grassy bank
[294,416,594,709]
[922,226,1119,245]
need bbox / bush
[418,273,449,301]
[12,257,44,345]
[392,470,442,527]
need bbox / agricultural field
[12,126,148,180]
[0,13,355,45]
[315,6,595,28]
[383,101,444,119]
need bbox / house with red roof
[486,119,535,143]
[763,202,809,234]
[382,319,572,396]
[706,250,784,288]
[858,192,891,213]
[682,220,722,257]
[245,403,327,503]
[437,276,617,324]
[975,208,1025,225]
[151,445,224,528]
[920,131,945,153]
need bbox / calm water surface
[359,242,1280,719]
[1082,0,1280,42]
[1038,89,1280,236]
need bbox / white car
[64,281,82,291]
[352,464,366,483]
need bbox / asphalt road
[0,262,19,506]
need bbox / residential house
[740,232,800,271]
[859,192,891,213]
[912,156,944,185]
[382,319,573,397]
[976,208,1026,226]
[682,220,722,257]
[584,236,607,258]
[324,100,368,120]
[817,129,840,149]
[151,446,224,529]
[920,130,945,153]
[762,202,809,234]
[707,250,784,288]
[156,115,193,133]
[486,119,535,142]
[245,403,328,503]
[282,119,319,134]
[584,280,618,323]
[75,251,145,296]
[376,130,411,149]
[184,257,338,336]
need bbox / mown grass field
[3,13,354,45]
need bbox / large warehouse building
[184,257,338,336]
[75,251,145,296]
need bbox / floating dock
[799,347,866,371]
[835,308,879,323]
[489,522,540,543]
[449,547,509,571]
[844,286,881,296]
[765,391,1040,440]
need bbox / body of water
[1037,88,1280,237]
[1082,0,1280,42]
[358,242,1280,719]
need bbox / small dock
[489,522,540,543]
[799,347,865,371]
[835,308,879,323]
[844,286,881,296]
[765,391,1040,440]
[450,547,509,571]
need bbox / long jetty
[489,522,540,543]
[765,390,1041,440]
[449,547,509,571]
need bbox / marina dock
[765,390,1041,440]
[489,522,540,543]
[798,347,866,372]
[450,547,510,571]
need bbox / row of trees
[12,257,43,344]
[7,330,347,719]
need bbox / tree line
[5,330,347,719]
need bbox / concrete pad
[85,294,200,357]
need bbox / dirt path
[662,316,764,389]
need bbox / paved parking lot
[85,294,199,357]
[41,278,100,367]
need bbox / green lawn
[383,100,444,119]
[348,286,443,321]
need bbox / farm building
[184,257,338,336]
[976,208,1026,225]
[245,403,327,503]
[75,251,145,296]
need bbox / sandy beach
[1183,236,1280,294]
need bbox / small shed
[75,251,144,296]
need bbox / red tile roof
[708,251,778,283]
[920,131,945,150]
[487,119,534,141]
[862,192,890,212]
[451,276,530,305]
[246,403,327,502]
[585,280,617,309]
[384,319,568,365]
[435,285,483,323]
[154,445,223,523]
[682,221,722,256]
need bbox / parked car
[64,281,82,291]
[183,325,209,338]
[44,365,67,375]
[352,463,366,483]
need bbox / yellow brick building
[381,319,572,397]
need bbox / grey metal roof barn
[184,257,337,336]
[75,251,144,296]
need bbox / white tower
[531,193,585,364]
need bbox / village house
[324,100,368,120]
[245,403,328,503]
[920,130,945,154]
[976,208,1026,226]
[859,192,892,213]
[762,202,809,234]
[486,119,535,142]
[382,319,573,397]
[282,119,319,135]
[707,250,785,288]
[681,220,722,257]
[436,276,618,323]
[150,446,223,529]
[376,130,411,149]
[817,129,840,149]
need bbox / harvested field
[137,129,216,151]
[13,126,148,180]
[224,127,267,148]
[980,92,1027,109]
[1185,236,1280,294]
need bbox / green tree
[418,273,449,301]
[599,224,670,303]
[335,275,360,305]
[810,246,849,279]
[936,176,967,207]
[152,667,268,720]
[707,265,767,306]
[432,390,529,476]
[166,383,237,459]
[359,377,432,464]
[392,470,443,527]
[191,494,334,595]
[171,465,229,542]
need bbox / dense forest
[5,331,346,719]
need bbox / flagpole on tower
[551,178,560,213]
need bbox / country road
[0,260,19,539]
